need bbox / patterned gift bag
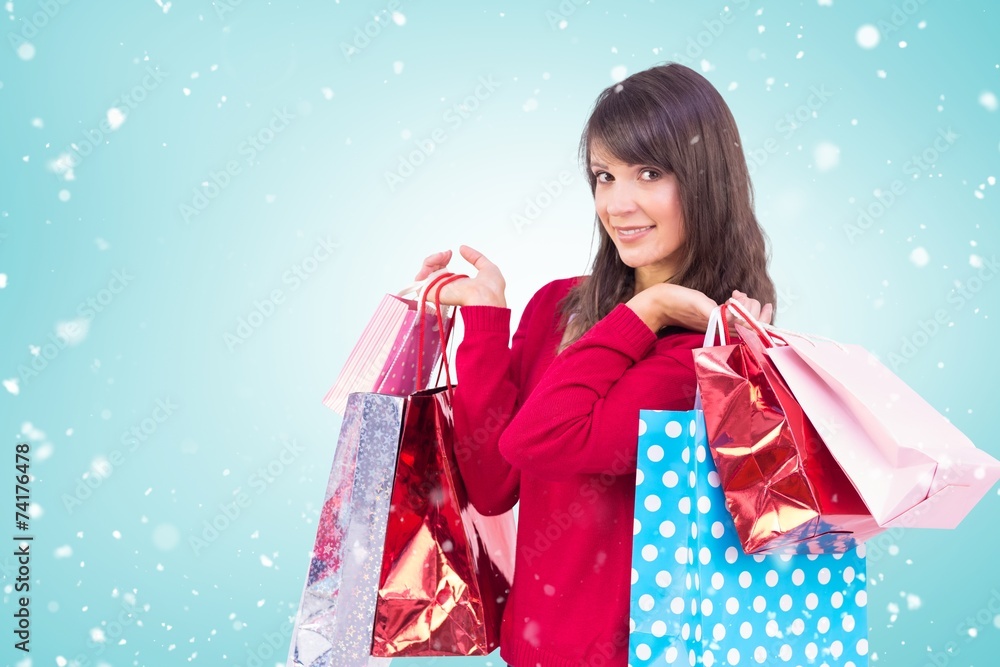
[629,409,870,666]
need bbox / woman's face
[590,144,686,282]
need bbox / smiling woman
[413,62,777,667]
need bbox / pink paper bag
[766,330,1000,531]
[322,280,454,416]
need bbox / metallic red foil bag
[370,384,516,656]
[693,318,883,555]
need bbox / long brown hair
[556,62,776,354]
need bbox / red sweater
[452,276,706,667]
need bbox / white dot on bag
[740,621,753,639]
[641,545,658,562]
[707,470,721,487]
[635,469,644,486]
[805,593,819,610]
[792,569,805,586]
[670,597,685,614]
[690,419,697,436]
[644,495,662,511]
[713,623,726,641]
[754,646,767,663]
[817,616,830,633]
[739,571,752,588]
[765,619,779,637]
[665,647,678,663]
[779,644,792,661]
[790,618,805,636]
[726,597,740,614]
[752,554,766,563]
[633,518,641,535]
[727,648,740,665]
[704,649,715,667]
[831,591,844,608]
[655,570,672,587]
[765,570,778,587]
[687,547,695,564]
[857,543,866,558]
[697,496,711,513]
[857,639,869,656]
[629,617,635,632]
[681,447,690,463]
[659,520,676,538]
[662,471,679,488]
[843,566,855,585]
[702,599,713,616]
[691,598,698,615]
[689,470,697,488]
[651,620,667,637]
[638,594,655,612]
[752,596,766,613]
[678,497,691,514]
[817,567,831,585]
[638,419,647,436]
[699,547,712,565]
[805,642,818,660]
[631,568,639,585]
[635,643,651,660]
[843,614,856,632]
[830,640,843,659]
[666,420,682,438]
[779,594,792,611]
[675,546,688,564]
[856,590,868,607]
[725,547,739,564]
[711,521,724,539]
[711,572,725,590]
[691,523,698,539]
[646,444,664,462]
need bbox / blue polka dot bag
[629,409,869,666]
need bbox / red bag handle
[415,272,468,392]
[720,299,787,348]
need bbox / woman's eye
[641,169,660,180]
[595,171,612,183]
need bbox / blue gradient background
[1,1,998,665]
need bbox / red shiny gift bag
[692,301,883,555]
[370,273,516,656]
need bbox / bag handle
[415,272,468,392]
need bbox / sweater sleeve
[450,287,544,516]
[497,302,703,482]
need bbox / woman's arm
[451,284,547,515]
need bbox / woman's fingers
[415,250,452,280]
[759,303,774,325]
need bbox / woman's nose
[605,185,638,217]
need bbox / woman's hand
[414,245,507,308]
[627,284,773,338]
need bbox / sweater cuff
[591,302,658,361]
[459,305,511,333]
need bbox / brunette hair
[556,62,776,354]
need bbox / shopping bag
[629,408,870,666]
[285,392,404,667]
[763,316,1000,530]
[322,278,455,415]
[692,303,881,555]
[371,272,517,656]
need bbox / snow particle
[856,25,880,49]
